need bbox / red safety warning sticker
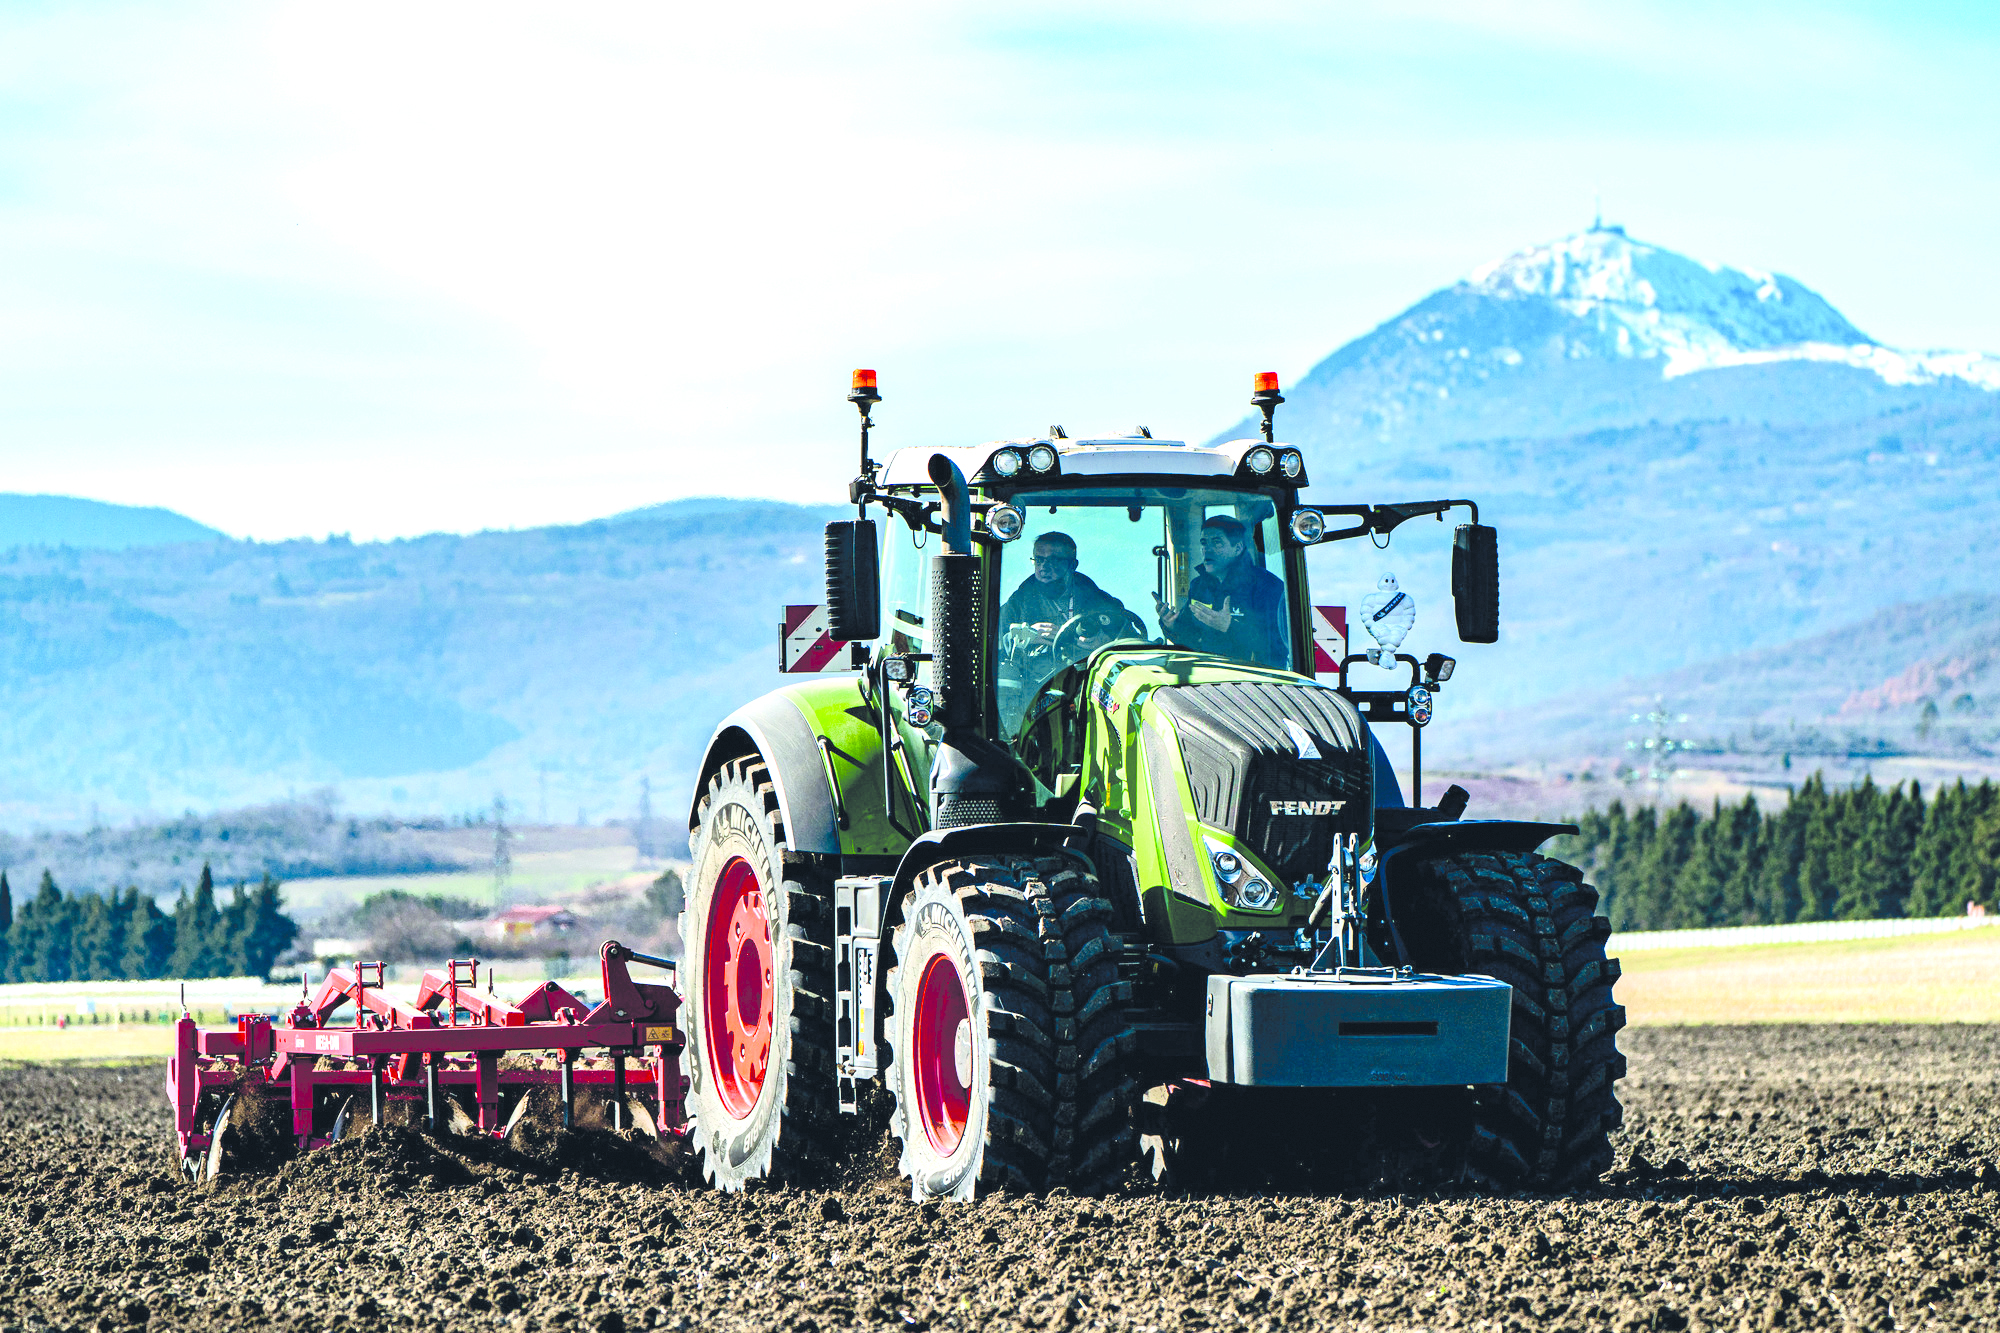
[781,604,849,673]
[1311,605,1348,674]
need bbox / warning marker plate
[781,604,849,673]
[1311,605,1348,675]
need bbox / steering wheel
[1049,607,1151,664]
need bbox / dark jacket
[999,570,1122,632]
[1165,558,1288,667]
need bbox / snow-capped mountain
[1220,226,2000,459]
[1215,226,2000,750]
[1470,227,1999,389]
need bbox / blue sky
[1,1,1995,540]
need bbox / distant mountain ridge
[1217,226,1999,462]
[0,494,226,551]
[0,500,833,826]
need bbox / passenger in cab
[1158,515,1289,668]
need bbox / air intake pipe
[926,453,1028,828]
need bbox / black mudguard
[887,822,1091,907]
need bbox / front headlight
[1279,449,1304,479]
[1211,849,1243,885]
[1237,876,1280,911]
[1289,508,1325,544]
[1407,684,1434,727]
[905,687,935,727]
[989,448,1023,478]
[1245,446,1275,475]
[1027,443,1058,472]
[986,504,1024,542]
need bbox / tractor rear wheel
[681,757,837,1190]
[1384,848,1627,1189]
[885,851,1136,1199]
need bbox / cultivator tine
[612,1053,627,1132]
[368,1057,384,1131]
[559,1052,575,1130]
[502,1092,533,1145]
[204,1093,236,1184]
[424,1055,440,1131]
[331,1096,354,1143]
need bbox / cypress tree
[1755,787,1809,924]
[10,871,76,983]
[1796,779,1838,922]
[1720,795,1764,924]
[1668,810,1726,929]
[1975,796,2000,911]
[1908,781,1959,917]
[1881,782,1923,918]
[1962,781,2000,913]
[1633,803,1700,930]
[239,875,299,979]
[168,864,222,979]
[215,882,254,977]
[1605,803,1657,932]
[1829,777,1880,920]
[74,894,122,981]
[0,871,11,982]
[118,888,175,980]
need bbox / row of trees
[0,864,299,983]
[1557,776,1999,933]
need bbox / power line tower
[636,776,657,864]
[1625,698,1694,796]
[492,793,514,906]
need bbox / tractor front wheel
[681,757,837,1190]
[886,851,1135,1199]
[1384,848,1627,1189]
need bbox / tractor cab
[873,434,1313,736]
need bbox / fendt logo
[1269,799,1346,816]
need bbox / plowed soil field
[3,1026,1997,1333]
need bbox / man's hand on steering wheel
[1049,607,1151,662]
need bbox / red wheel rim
[912,953,974,1155]
[703,856,775,1120]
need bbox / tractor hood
[1074,649,1373,929]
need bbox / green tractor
[679,370,1625,1199]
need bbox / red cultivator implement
[169,941,687,1183]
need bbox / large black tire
[1385,848,1627,1189]
[1054,882,1140,1191]
[884,851,1137,1199]
[680,757,838,1190]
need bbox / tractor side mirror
[824,519,880,642]
[1452,523,1499,644]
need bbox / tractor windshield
[995,485,1295,732]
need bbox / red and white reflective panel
[781,604,848,673]
[1311,605,1348,674]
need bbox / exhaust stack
[926,452,1027,828]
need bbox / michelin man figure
[1360,573,1416,666]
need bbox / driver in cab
[999,532,1132,671]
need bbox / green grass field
[2,928,1992,1066]
[1617,927,2000,1025]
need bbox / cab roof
[876,435,1305,489]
